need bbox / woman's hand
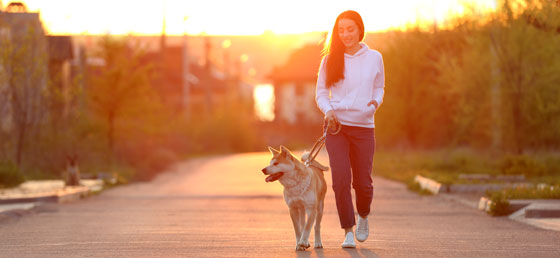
[325,110,338,127]
[367,100,378,109]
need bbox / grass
[373,148,560,186]
[374,148,493,184]
[486,185,560,200]
[0,161,25,188]
[374,149,560,203]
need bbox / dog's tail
[301,151,329,171]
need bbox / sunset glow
[253,84,275,122]
[16,0,497,35]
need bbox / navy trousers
[325,125,375,229]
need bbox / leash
[304,119,341,167]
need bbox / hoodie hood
[344,42,369,58]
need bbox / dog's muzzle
[261,168,284,182]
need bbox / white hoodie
[315,42,385,128]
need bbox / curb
[477,197,560,218]
[0,180,105,223]
[0,179,104,205]
[525,208,560,218]
[0,203,41,223]
[427,183,560,231]
[414,175,441,194]
[523,202,560,218]
[414,175,534,194]
[0,186,90,204]
[509,201,560,231]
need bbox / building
[269,44,323,126]
[143,37,245,118]
[0,2,48,133]
[47,35,75,118]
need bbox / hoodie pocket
[343,97,375,123]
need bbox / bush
[0,161,25,188]
[543,156,560,176]
[424,149,492,175]
[487,192,511,216]
[500,155,545,176]
[189,105,262,154]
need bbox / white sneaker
[356,216,369,242]
[341,232,356,248]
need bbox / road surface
[1,151,559,257]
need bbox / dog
[261,146,329,251]
[65,154,81,186]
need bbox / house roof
[47,36,73,61]
[269,44,323,83]
[142,46,228,95]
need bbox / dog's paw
[314,242,323,249]
[296,241,310,251]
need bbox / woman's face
[337,18,360,49]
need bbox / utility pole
[489,0,502,152]
[182,16,190,120]
[160,0,166,51]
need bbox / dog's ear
[268,146,280,156]
[279,145,290,159]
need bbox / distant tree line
[375,0,560,153]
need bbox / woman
[315,10,385,248]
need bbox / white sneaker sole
[341,232,356,248]
[356,234,368,242]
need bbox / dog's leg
[289,207,302,248]
[296,206,317,251]
[298,208,305,235]
[314,200,324,248]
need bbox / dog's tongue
[265,172,284,182]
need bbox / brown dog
[261,146,328,250]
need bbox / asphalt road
[1,151,559,258]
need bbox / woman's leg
[348,127,375,218]
[325,127,355,229]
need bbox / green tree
[0,23,48,166]
[88,36,161,165]
[420,0,560,152]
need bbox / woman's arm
[371,53,385,109]
[315,57,334,115]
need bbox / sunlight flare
[19,0,498,35]
[253,84,275,122]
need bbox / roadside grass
[374,149,560,215]
[374,148,495,184]
[374,148,560,186]
[0,161,25,188]
[486,185,560,200]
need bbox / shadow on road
[296,247,379,258]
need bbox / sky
[12,0,497,35]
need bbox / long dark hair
[322,10,365,88]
